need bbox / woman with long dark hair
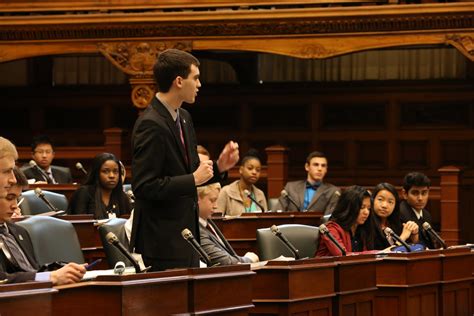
[68,153,131,219]
[372,182,419,250]
[316,185,374,256]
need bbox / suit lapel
[296,181,306,208]
[152,98,189,170]
[308,183,326,210]
[7,224,38,270]
[208,220,237,256]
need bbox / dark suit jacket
[131,97,223,270]
[22,165,73,184]
[199,219,251,266]
[276,180,340,215]
[0,222,39,283]
[399,200,436,249]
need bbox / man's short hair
[305,151,326,164]
[197,183,221,199]
[13,167,29,188]
[31,135,53,152]
[153,49,200,93]
[0,136,18,160]
[403,172,431,192]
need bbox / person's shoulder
[285,180,304,187]
[6,221,29,237]
[51,165,71,173]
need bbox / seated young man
[400,172,437,249]
[198,183,258,266]
[22,135,73,184]
[276,151,340,214]
[0,167,86,284]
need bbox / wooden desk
[53,265,253,315]
[187,265,255,315]
[439,247,472,316]
[375,250,443,316]
[0,282,56,316]
[333,254,378,316]
[212,212,322,254]
[251,258,336,315]
[29,184,79,201]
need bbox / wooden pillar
[438,166,462,246]
[104,128,125,159]
[265,145,289,198]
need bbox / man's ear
[175,76,183,88]
[401,189,407,200]
[304,163,309,172]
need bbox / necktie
[175,112,188,163]
[47,171,56,184]
[306,182,320,190]
[0,225,35,272]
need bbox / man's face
[0,156,16,198]
[179,64,201,104]
[198,188,219,220]
[305,157,328,183]
[0,185,21,223]
[403,186,429,212]
[32,143,55,169]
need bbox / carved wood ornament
[98,41,193,108]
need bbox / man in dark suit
[131,49,239,271]
[0,167,85,284]
[198,183,258,266]
[276,151,340,215]
[22,135,73,184]
[400,172,437,249]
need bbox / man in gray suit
[22,135,72,184]
[276,151,340,215]
[198,183,258,266]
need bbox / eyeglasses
[34,150,53,155]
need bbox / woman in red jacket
[316,185,374,256]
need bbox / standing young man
[131,49,239,271]
[276,151,340,215]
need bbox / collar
[156,93,178,121]
[199,217,208,227]
[306,181,321,190]
[411,207,424,220]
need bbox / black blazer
[22,165,73,184]
[399,200,435,249]
[0,222,39,283]
[131,97,223,270]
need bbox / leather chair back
[267,198,280,211]
[98,218,133,268]
[21,189,68,215]
[16,216,84,265]
[257,224,319,260]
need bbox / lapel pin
[19,235,24,241]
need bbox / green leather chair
[98,218,133,268]
[257,224,319,260]
[16,216,85,265]
[20,189,68,215]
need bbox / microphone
[34,188,59,212]
[319,224,346,256]
[270,225,300,259]
[113,261,126,275]
[243,189,265,213]
[75,162,88,176]
[422,222,447,249]
[106,232,141,273]
[181,228,212,267]
[281,190,301,212]
[29,160,50,183]
[384,227,411,252]
[126,190,135,204]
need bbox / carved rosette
[299,44,336,59]
[97,41,193,75]
[131,83,155,109]
[445,34,474,61]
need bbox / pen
[17,197,24,207]
[85,258,102,270]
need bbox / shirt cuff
[35,272,51,282]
